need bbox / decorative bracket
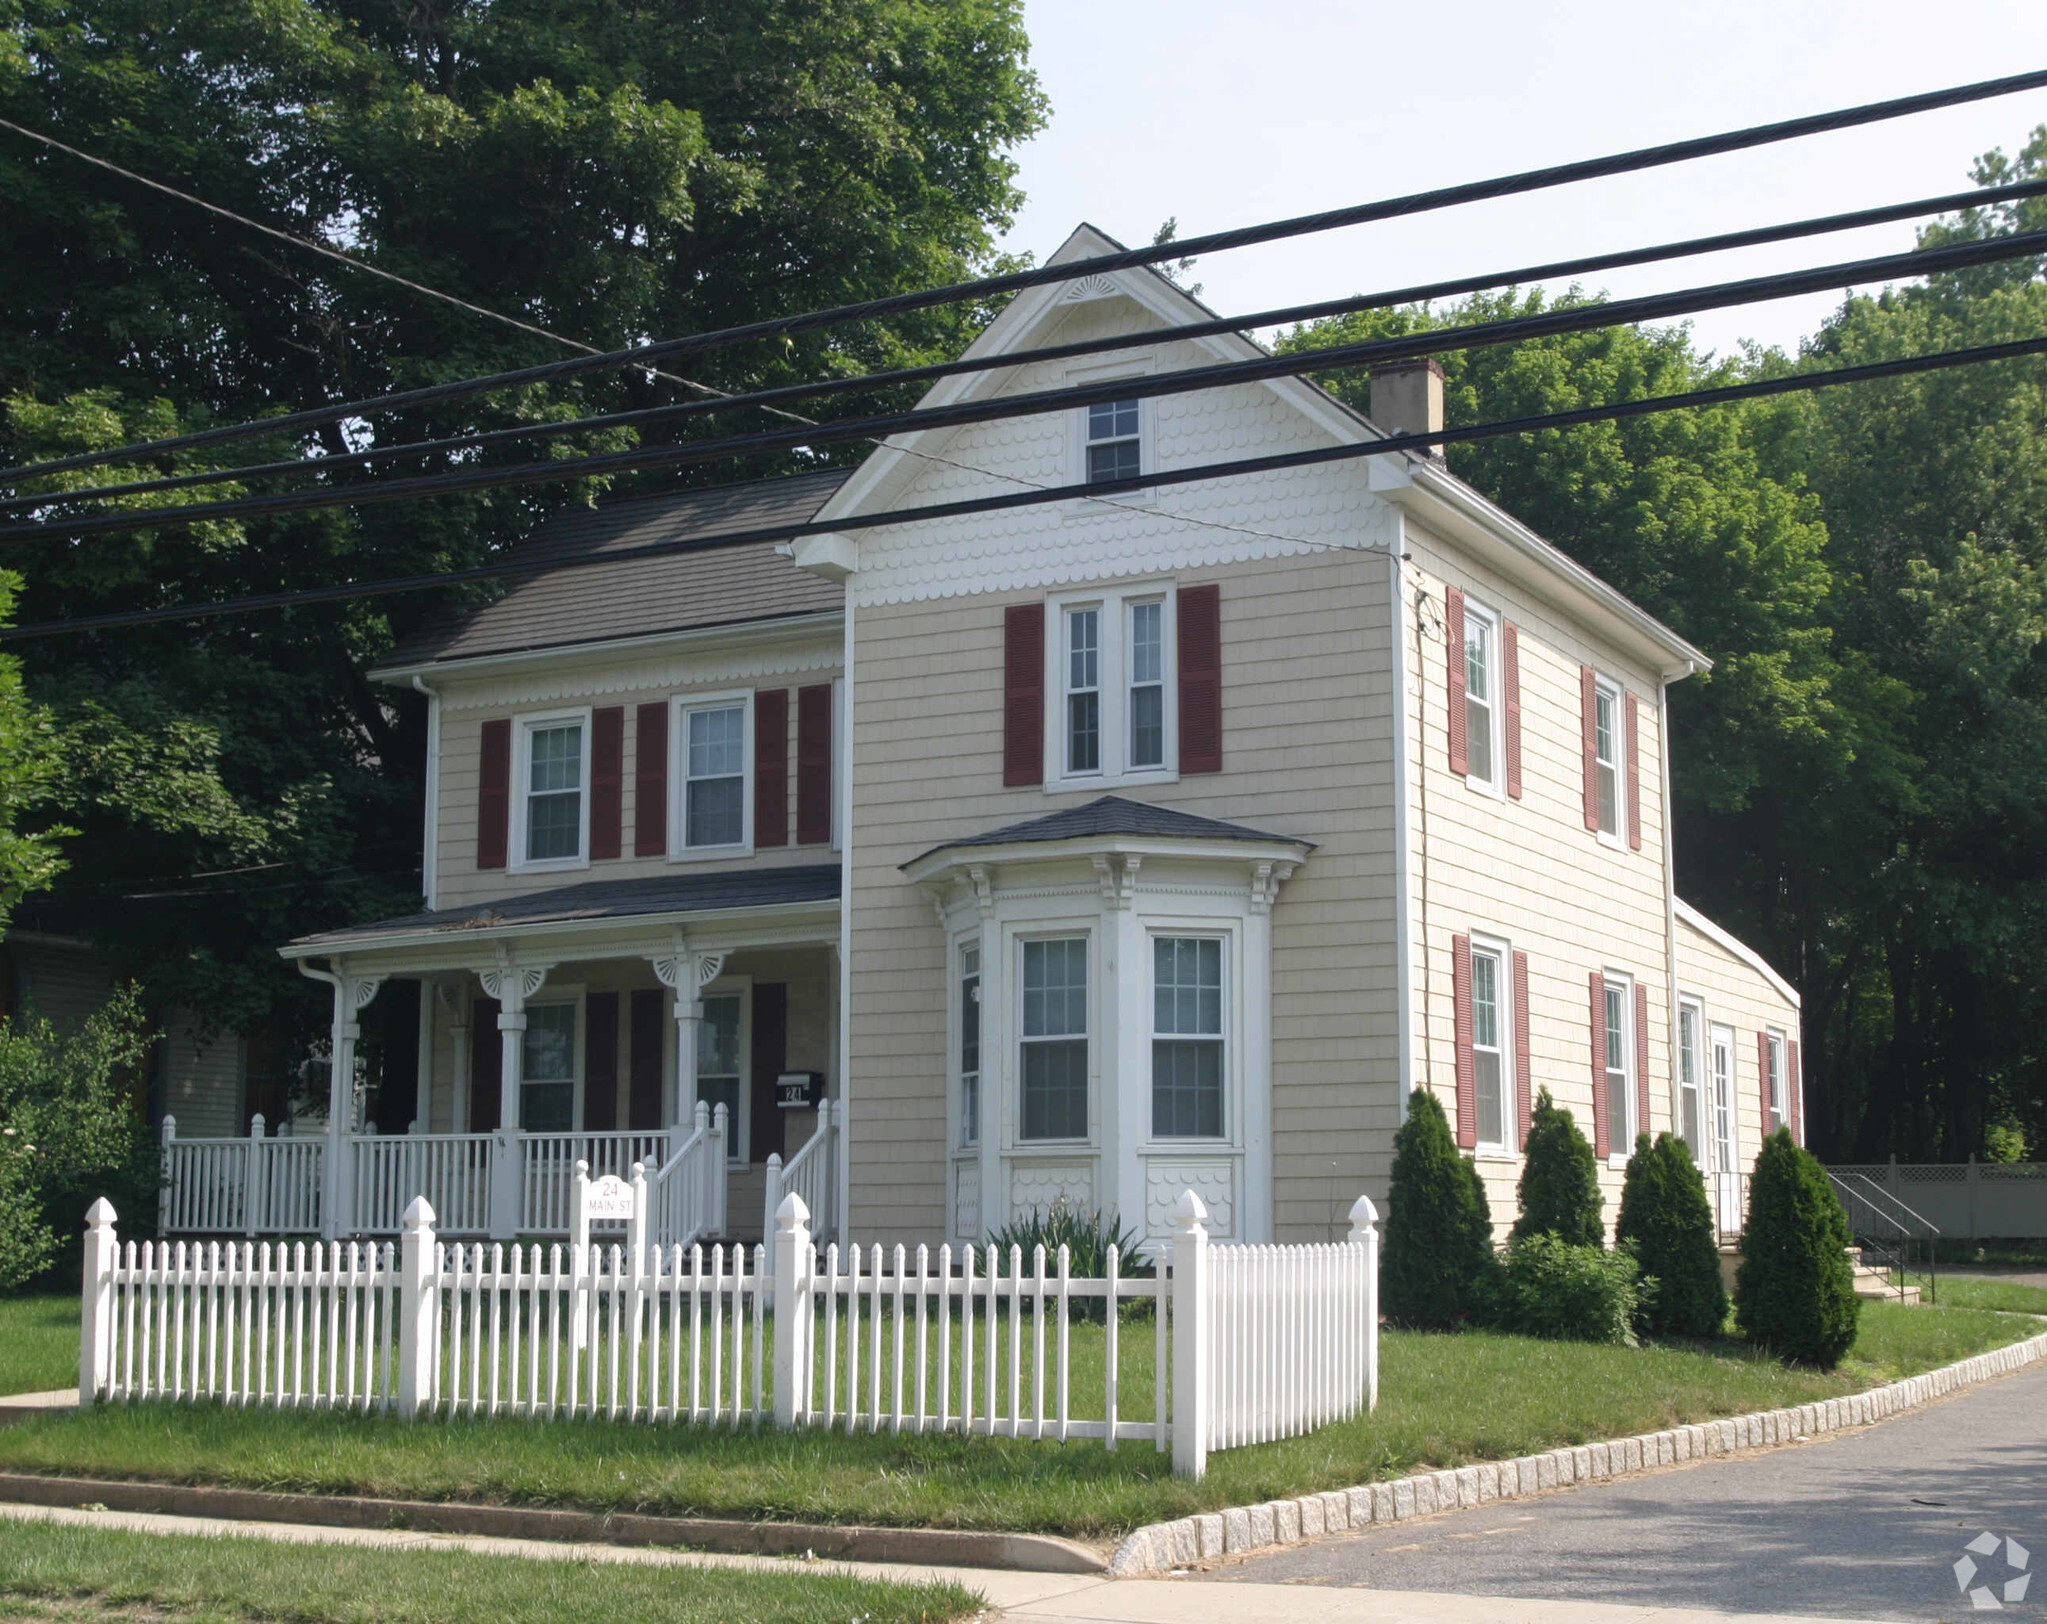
[1248,859,1298,915]
[921,882,953,932]
[479,947,551,1012]
[967,864,995,919]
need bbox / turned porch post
[651,939,725,1143]
[297,958,384,1240]
[478,951,551,1239]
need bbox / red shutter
[468,997,502,1133]
[797,684,834,845]
[1003,603,1045,787]
[634,702,668,858]
[1625,691,1643,851]
[1759,1030,1774,1137]
[1445,586,1469,776]
[750,982,788,1163]
[1789,1040,1803,1146]
[754,689,789,849]
[1503,621,1523,799]
[1634,978,1651,1148]
[628,989,665,1132]
[590,707,624,860]
[1452,933,1477,1148]
[583,991,619,1132]
[1580,667,1600,832]
[1513,949,1532,1149]
[1589,971,1610,1158]
[1178,583,1223,774]
[476,719,511,870]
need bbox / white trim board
[1675,898,1801,1007]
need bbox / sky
[998,0,2047,361]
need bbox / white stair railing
[763,1099,837,1245]
[646,1101,727,1249]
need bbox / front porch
[159,868,844,1249]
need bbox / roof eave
[902,831,1315,885]
[280,895,842,962]
[369,609,845,687]
[1675,897,1801,1007]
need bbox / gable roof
[1676,898,1801,1006]
[375,470,848,673]
[905,795,1315,869]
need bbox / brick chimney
[1369,357,1446,452]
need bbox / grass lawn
[0,1298,2036,1540]
[1910,1273,2047,1314]
[0,1295,76,1396]
[0,1518,977,1623]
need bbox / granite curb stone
[1104,1328,2047,1576]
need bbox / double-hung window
[1471,943,1508,1147]
[1086,399,1140,484]
[1605,976,1634,1149]
[1152,937,1224,1139]
[521,1002,577,1133]
[1594,679,1624,841]
[1050,587,1175,785]
[1464,604,1499,790]
[1678,999,1705,1153]
[515,713,589,868]
[1711,1024,1736,1171]
[697,992,745,1162]
[958,945,981,1148]
[1020,938,1088,1141]
[1765,1031,1787,1133]
[679,698,749,852]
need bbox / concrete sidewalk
[0,1499,1890,1624]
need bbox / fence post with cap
[79,1198,118,1405]
[398,1195,438,1418]
[1170,1189,1211,1481]
[1348,1193,1381,1413]
[772,1192,812,1428]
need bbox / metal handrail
[1831,1169,1943,1237]
[1827,1170,1939,1304]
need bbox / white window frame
[1710,1021,1737,1172]
[1044,583,1179,790]
[1082,395,1144,485]
[1593,675,1627,848]
[1462,600,1505,797]
[1470,933,1515,1154]
[508,707,593,874]
[693,977,752,1166]
[1148,930,1230,1143]
[1678,996,1706,1161]
[1603,969,1636,1164]
[1016,930,1093,1146]
[668,689,755,860]
[1765,1028,1788,1134]
[519,987,586,1134]
[956,940,982,1150]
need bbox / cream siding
[1675,905,1803,1182]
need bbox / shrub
[1735,1128,1860,1368]
[0,1129,55,1291]
[1512,1087,1604,1246]
[1617,1131,1729,1338]
[1382,1088,1497,1328]
[983,1199,1149,1320]
[1495,1232,1644,1346]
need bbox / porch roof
[282,865,842,958]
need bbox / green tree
[1735,1128,1860,1368]
[1382,1088,1497,1329]
[1511,1088,1604,1247]
[1616,1131,1728,1338]
[0,0,1047,1052]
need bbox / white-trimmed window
[1678,998,1705,1154]
[1152,936,1225,1139]
[1604,973,1635,1151]
[1765,1030,1787,1133]
[1471,941,1509,1148]
[1085,398,1140,484]
[1711,1023,1736,1171]
[697,991,747,1163]
[1594,678,1624,842]
[521,1001,578,1133]
[1464,602,1501,792]
[512,710,591,870]
[1048,585,1177,786]
[958,944,981,1148]
[673,693,752,855]
[1020,937,1088,1141]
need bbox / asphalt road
[1207,1358,2047,1622]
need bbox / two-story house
[193,224,1803,1252]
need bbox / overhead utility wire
[23,176,2047,516]
[9,63,2046,486]
[11,332,2044,642]
[14,227,2044,544]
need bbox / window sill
[1045,768,1179,795]
[1473,1149,1520,1164]
[1607,1153,1631,1172]
[667,843,754,864]
[1463,775,1507,802]
[508,856,590,876]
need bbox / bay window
[959,944,981,1148]
[1152,936,1224,1139]
[1020,937,1089,1141]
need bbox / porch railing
[355,1134,493,1236]
[763,1098,838,1244]
[646,1101,727,1249]
[519,1131,674,1235]
[1713,1170,1750,1243]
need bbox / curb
[0,1474,1106,1574]
[1106,1328,2047,1576]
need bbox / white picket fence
[80,1181,1379,1479]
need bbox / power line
[19,175,2047,517]
[11,227,2043,543]
[8,64,2046,487]
[10,332,2042,643]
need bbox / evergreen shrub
[1495,1233,1644,1346]
[983,1199,1149,1321]
[1382,1088,1497,1328]
[1511,1087,1604,1246]
[1617,1131,1729,1337]
[1735,1129,1860,1368]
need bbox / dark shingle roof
[380,471,849,669]
[905,796,1314,868]
[290,866,842,950]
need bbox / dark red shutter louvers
[797,684,834,845]
[1445,586,1468,776]
[1178,583,1223,774]
[590,706,624,860]
[1003,603,1045,787]
[1580,667,1600,832]
[634,702,668,858]
[755,689,789,849]
[477,719,511,870]
[582,992,619,1132]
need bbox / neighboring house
[162,225,1804,1249]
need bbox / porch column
[478,953,552,1133]
[296,958,384,1240]
[652,941,725,1138]
[1102,855,1148,1243]
[440,984,470,1135]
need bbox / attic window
[1086,400,1140,483]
